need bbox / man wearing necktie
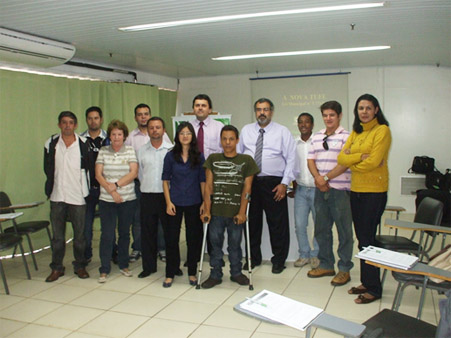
[190,94,223,160]
[190,94,224,256]
[238,98,297,274]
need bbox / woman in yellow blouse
[337,94,391,304]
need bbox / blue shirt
[162,151,206,206]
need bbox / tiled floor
[0,214,448,337]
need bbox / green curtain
[0,69,176,222]
[159,89,177,141]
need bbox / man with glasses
[307,101,353,286]
[238,98,297,274]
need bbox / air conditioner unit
[0,28,76,68]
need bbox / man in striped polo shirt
[306,101,353,286]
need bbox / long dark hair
[352,94,389,133]
[172,122,202,167]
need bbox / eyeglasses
[180,132,192,136]
[323,135,330,150]
[255,107,271,112]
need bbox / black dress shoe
[138,270,153,278]
[272,264,286,274]
[243,261,260,270]
[175,268,183,276]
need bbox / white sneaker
[120,269,133,277]
[294,258,310,267]
[310,257,320,269]
[98,274,108,283]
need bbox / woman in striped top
[95,120,138,283]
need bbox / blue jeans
[294,185,319,259]
[208,216,243,280]
[49,202,87,271]
[83,188,99,260]
[99,200,136,274]
[314,188,354,272]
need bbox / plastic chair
[0,192,52,270]
[0,233,31,294]
[375,197,444,260]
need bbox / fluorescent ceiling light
[0,65,102,81]
[119,2,385,31]
[212,46,391,60]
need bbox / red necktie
[197,121,204,154]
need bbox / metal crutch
[196,216,210,289]
[244,193,254,290]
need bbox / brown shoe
[75,268,89,279]
[45,268,65,282]
[331,271,351,286]
[307,268,335,278]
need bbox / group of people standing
[42,92,391,303]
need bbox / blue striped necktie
[255,128,265,170]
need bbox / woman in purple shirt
[162,122,205,288]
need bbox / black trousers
[140,193,168,273]
[165,204,202,278]
[351,191,387,298]
[248,176,289,266]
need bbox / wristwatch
[115,182,119,188]
[323,175,329,182]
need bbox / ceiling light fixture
[212,46,391,61]
[0,65,102,81]
[119,2,385,31]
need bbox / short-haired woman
[96,120,138,283]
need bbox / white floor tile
[78,311,148,338]
[32,283,91,303]
[5,279,54,297]
[190,324,253,338]
[6,323,71,338]
[179,286,236,304]
[0,318,27,336]
[0,298,61,323]
[111,294,173,317]
[155,299,219,324]
[204,303,261,331]
[0,294,25,311]
[34,304,104,330]
[69,288,130,310]
[127,317,198,338]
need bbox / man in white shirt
[289,113,319,268]
[43,111,91,282]
[190,94,223,160]
[136,117,173,278]
[125,103,171,262]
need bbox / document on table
[239,289,324,331]
[356,246,418,270]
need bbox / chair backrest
[414,197,444,226]
[0,192,13,214]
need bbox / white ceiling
[1,0,450,78]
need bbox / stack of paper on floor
[238,289,324,331]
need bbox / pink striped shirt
[307,126,351,191]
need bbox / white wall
[178,65,451,212]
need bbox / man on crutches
[200,125,259,289]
